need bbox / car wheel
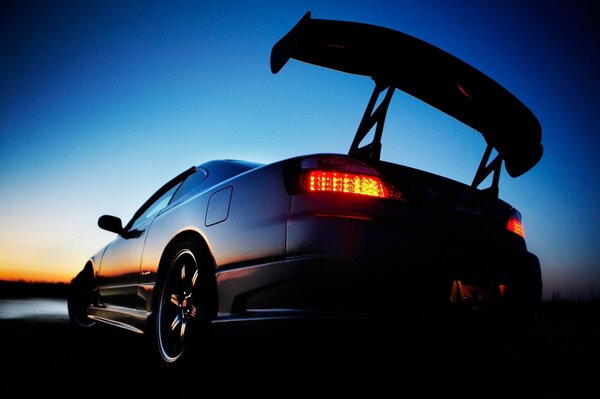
[67,264,96,329]
[153,239,215,366]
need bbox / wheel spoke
[180,262,186,282]
[179,320,187,344]
[170,293,180,307]
[191,269,199,288]
[189,304,198,318]
[171,314,182,332]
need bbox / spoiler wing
[271,12,542,178]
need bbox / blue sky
[0,1,598,298]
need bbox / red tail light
[298,156,405,201]
[302,170,386,197]
[506,209,525,238]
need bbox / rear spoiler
[271,12,543,183]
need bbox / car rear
[281,153,541,340]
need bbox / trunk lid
[375,160,513,229]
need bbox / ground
[0,298,599,396]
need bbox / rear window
[170,169,208,205]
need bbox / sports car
[68,12,543,366]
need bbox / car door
[96,178,184,309]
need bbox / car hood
[271,12,542,178]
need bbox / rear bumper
[215,251,542,329]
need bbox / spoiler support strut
[349,81,395,161]
[353,80,504,197]
[472,143,502,196]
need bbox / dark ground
[1,297,599,397]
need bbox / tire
[152,238,216,366]
[67,264,96,329]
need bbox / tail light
[506,209,525,238]
[296,155,405,201]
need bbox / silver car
[68,12,543,366]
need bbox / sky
[0,0,598,299]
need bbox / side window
[169,169,208,205]
[131,184,180,229]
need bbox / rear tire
[152,238,216,366]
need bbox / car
[68,12,543,366]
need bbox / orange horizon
[0,274,71,284]
[0,242,88,284]
[0,265,74,284]
[0,276,71,284]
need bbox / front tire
[153,239,215,366]
[67,264,96,329]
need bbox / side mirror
[98,215,125,235]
